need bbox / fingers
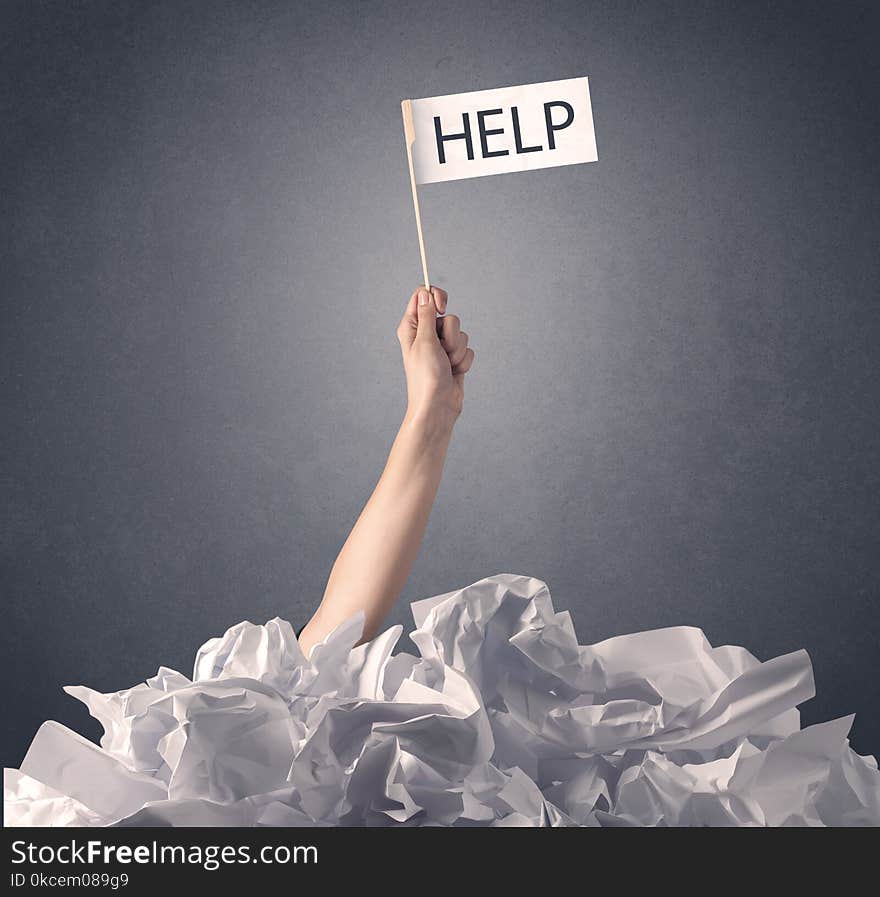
[438,315,469,366]
[429,286,448,315]
[448,331,469,367]
[452,347,474,375]
[396,288,420,347]
[438,313,460,348]
[415,287,439,342]
[397,284,447,348]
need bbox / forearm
[298,409,455,653]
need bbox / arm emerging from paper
[296,286,474,656]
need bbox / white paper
[5,574,879,826]
[409,78,598,184]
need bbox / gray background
[2,0,879,766]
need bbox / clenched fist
[397,285,475,426]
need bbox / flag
[404,77,598,185]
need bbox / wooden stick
[401,99,430,290]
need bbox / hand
[305,285,472,653]
[397,285,475,426]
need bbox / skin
[297,285,474,656]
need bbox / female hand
[301,285,475,652]
[397,285,475,427]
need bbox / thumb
[415,288,438,341]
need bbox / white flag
[405,77,598,185]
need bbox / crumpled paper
[5,574,879,826]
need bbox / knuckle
[440,319,461,346]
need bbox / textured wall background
[2,0,879,765]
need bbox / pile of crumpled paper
[5,574,879,826]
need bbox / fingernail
[418,289,429,306]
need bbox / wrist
[402,405,457,444]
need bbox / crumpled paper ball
[5,574,879,826]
